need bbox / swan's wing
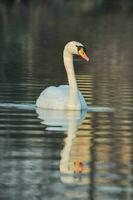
[36,85,88,110]
[78,90,88,110]
[36,85,69,109]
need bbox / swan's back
[36,86,69,110]
[36,85,88,110]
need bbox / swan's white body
[36,41,88,110]
[36,85,87,110]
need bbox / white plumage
[36,85,87,110]
[36,41,89,110]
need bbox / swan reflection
[36,108,88,184]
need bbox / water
[0,1,133,200]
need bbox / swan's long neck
[63,49,80,110]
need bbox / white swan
[36,41,89,110]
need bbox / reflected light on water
[0,73,133,200]
[36,108,87,184]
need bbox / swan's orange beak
[79,48,89,62]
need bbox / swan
[36,41,89,110]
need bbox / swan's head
[64,41,89,61]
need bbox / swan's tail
[0,103,36,110]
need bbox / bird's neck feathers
[63,48,77,89]
[63,46,81,110]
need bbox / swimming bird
[36,41,89,110]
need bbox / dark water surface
[0,1,133,200]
